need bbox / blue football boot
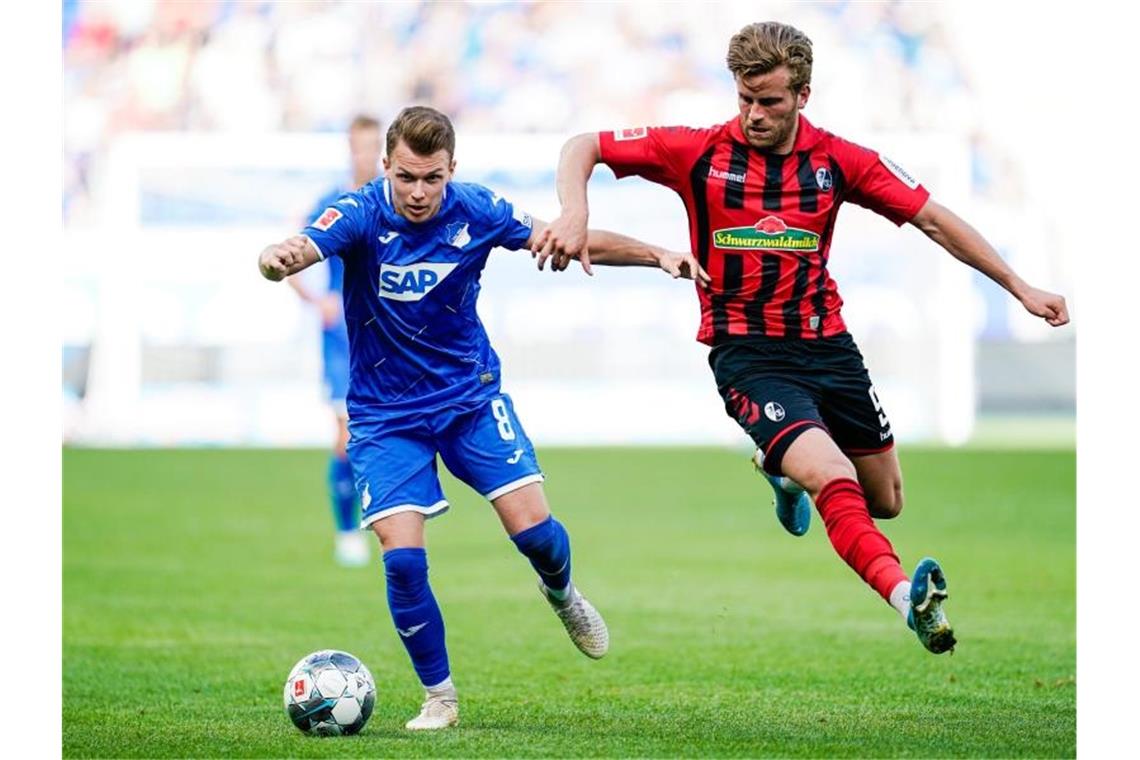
[752,449,811,537]
[907,557,956,654]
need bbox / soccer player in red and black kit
[534,21,1069,654]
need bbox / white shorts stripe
[483,474,545,502]
[360,500,449,529]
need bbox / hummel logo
[506,449,524,464]
[397,622,428,638]
[378,230,399,243]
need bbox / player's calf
[383,548,451,690]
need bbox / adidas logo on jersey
[379,262,458,301]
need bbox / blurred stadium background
[62,0,1074,448]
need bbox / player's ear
[797,84,811,109]
[382,155,391,172]
[448,158,457,177]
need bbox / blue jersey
[302,179,534,419]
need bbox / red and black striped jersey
[598,116,930,344]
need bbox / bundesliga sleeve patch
[512,206,533,228]
[878,155,919,190]
[312,207,343,231]
[613,127,648,141]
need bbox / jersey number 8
[491,399,516,441]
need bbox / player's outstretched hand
[259,236,310,281]
[1019,286,1070,327]
[533,212,592,275]
[657,250,711,287]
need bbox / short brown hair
[726,22,813,91]
[349,113,381,132]
[385,106,456,159]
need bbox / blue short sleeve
[302,192,368,261]
[481,187,534,251]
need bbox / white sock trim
[425,676,454,696]
[544,581,570,602]
[889,580,912,620]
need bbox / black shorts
[709,333,893,476]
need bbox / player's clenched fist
[259,235,313,281]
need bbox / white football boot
[405,687,459,730]
[539,580,609,659]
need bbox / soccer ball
[283,650,376,736]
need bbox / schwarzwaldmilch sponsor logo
[712,216,820,251]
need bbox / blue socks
[327,455,358,531]
[383,547,449,687]
[510,516,572,595]
[383,518,569,689]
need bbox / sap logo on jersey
[379,262,458,301]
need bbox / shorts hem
[360,500,449,528]
[844,441,895,456]
[484,473,545,501]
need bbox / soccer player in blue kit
[287,114,383,568]
[258,106,708,730]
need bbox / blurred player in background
[538,21,1069,656]
[259,106,704,730]
[287,114,383,568]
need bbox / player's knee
[799,456,858,497]
[383,547,428,601]
[869,486,904,519]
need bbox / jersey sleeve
[832,137,930,226]
[479,186,535,251]
[304,188,342,226]
[598,126,710,190]
[301,191,368,261]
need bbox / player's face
[349,126,382,186]
[736,66,809,153]
[383,139,455,223]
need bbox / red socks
[815,478,908,601]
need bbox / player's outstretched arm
[258,235,322,282]
[910,199,1070,327]
[529,218,709,285]
[583,229,709,285]
[532,133,602,273]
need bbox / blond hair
[385,106,456,159]
[726,22,813,91]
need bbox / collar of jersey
[381,178,452,232]
[727,113,824,154]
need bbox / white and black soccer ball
[283,650,376,736]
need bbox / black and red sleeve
[831,136,931,226]
[598,126,713,191]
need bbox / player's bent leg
[781,428,911,609]
[369,513,458,728]
[851,447,904,519]
[493,483,609,659]
[490,481,552,536]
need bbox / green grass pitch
[64,446,1075,757]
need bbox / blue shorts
[321,329,350,414]
[347,393,544,528]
